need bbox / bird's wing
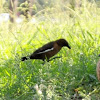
[33,41,54,55]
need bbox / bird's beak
[68,45,71,49]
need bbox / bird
[96,54,100,81]
[21,38,71,62]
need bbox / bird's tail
[21,57,28,61]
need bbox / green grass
[0,1,100,100]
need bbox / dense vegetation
[0,0,100,99]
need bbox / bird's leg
[42,61,45,65]
[42,56,62,64]
[42,59,47,65]
[49,56,62,61]
[42,58,50,65]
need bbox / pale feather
[37,47,54,54]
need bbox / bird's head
[98,54,100,57]
[56,39,71,49]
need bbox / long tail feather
[21,57,27,61]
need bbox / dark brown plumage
[21,39,71,61]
